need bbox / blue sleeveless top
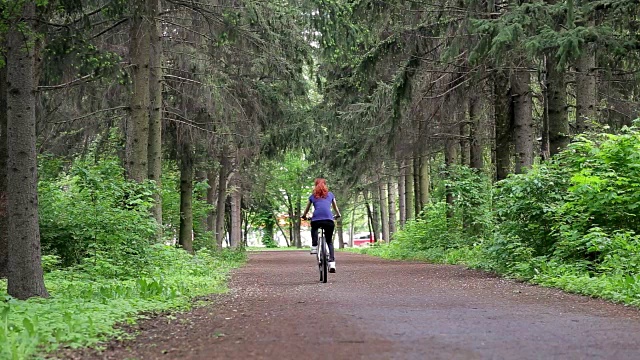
[309,192,334,221]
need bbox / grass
[0,246,245,360]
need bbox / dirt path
[73,251,640,359]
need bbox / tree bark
[575,36,597,133]
[445,144,457,219]
[512,69,534,173]
[398,160,406,226]
[419,155,430,209]
[229,150,242,250]
[337,217,344,249]
[0,60,8,278]
[294,192,302,248]
[413,156,421,216]
[6,1,49,299]
[351,201,358,246]
[229,171,241,250]
[378,177,390,242]
[494,71,512,181]
[405,158,415,220]
[126,0,151,182]
[387,178,397,240]
[206,168,218,236]
[460,121,470,167]
[541,65,551,160]
[215,153,229,248]
[179,143,194,253]
[445,120,458,219]
[195,169,208,239]
[547,56,569,156]
[469,94,484,170]
[364,189,379,242]
[147,0,163,233]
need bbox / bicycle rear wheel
[320,236,328,283]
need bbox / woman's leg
[322,220,336,262]
[310,221,320,247]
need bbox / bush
[39,156,158,273]
[0,246,245,360]
[358,125,640,306]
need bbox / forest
[1,0,639,358]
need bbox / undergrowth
[347,125,640,308]
[0,246,245,360]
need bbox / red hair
[313,178,329,199]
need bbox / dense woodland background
[0,0,640,357]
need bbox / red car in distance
[352,233,375,247]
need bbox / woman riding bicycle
[301,178,342,273]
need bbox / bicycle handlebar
[300,215,341,221]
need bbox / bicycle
[303,215,339,283]
[318,225,329,283]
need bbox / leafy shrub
[446,165,494,241]
[0,246,245,360]
[493,162,570,257]
[39,155,158,273]
[557,130,640,235]
[358,125,640,306]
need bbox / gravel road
[73,251,640,359]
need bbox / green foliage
[357,125,640,307]
[490,162,571,268]
[445,165,494,241]
[0,246,245,360]
[39,155,158,272]
[161,161,214,251]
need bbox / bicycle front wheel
[320,236,328,283]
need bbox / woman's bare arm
[332,198,342,218]
[301,200,312,219]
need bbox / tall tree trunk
[512,69,534,173]
[405,158,415,220]
[413,152,423,217]
[419,155,430,210]
[460,121,470,167]
[575,37,597,133]
[147,0,163,233]
[206,168,218,236]
[6,1,49,298]
[413,156,421,216]
[547,56,569,156]
[444,122,458,219]
[215,153,229,248]
[387,178,397,240]
[398,160,406,226]
[287,202,294,247]
[294,192,302,248]
[469,94,484,170]
[364,189,379,242]
[378,177,390,242]
[351,202,358,246]
[126,0,151,182]
[0,60,8,278]
[494,71,512,181]
[541,62,551,160]
[243,211,249,247]
[229,171,241,250]
[179,143,194,253]
[337,218,344,249]
[195,170,208,239]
